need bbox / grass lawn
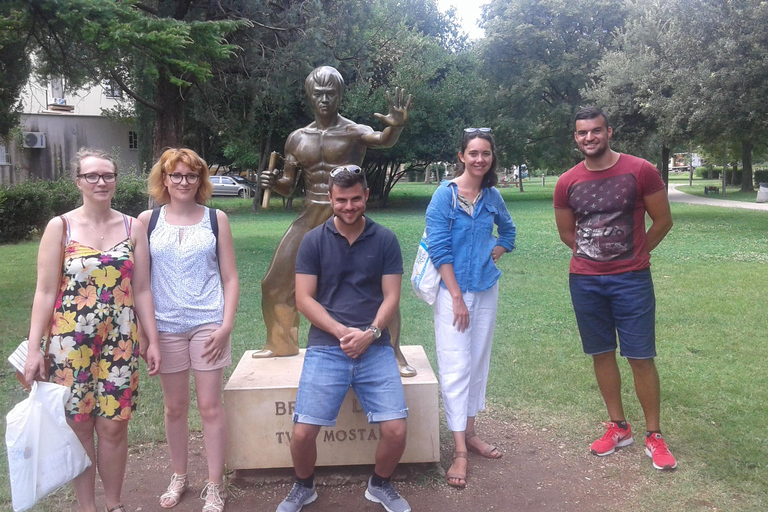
[1,179,767,510]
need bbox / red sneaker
[645,433,677,470]
[590,421,633,456]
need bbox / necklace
[83,216,108,240]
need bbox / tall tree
[479,0,628,171]
[583,0,695,183]
[3,0,242,157]
[0,6,31,139]
[587,0,768,191]
[678,0,768,192]
[189,0,331,173]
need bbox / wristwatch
[367,326,382,340]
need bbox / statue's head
[305,66,345,109]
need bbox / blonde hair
[148,148,212,204]
[72,148,118,178]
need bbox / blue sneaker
[276,482,317,512]
[364,477,411,512]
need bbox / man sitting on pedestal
[276,166,410,512]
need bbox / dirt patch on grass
[102,414,648,512]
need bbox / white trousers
[433,282,499,432]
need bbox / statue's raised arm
[362,87,413,149]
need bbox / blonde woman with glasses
[139,148,239,512]
[24,148,161,512]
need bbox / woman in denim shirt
[425,129,515,488]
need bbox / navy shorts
[568,269,656,359]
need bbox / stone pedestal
[224,345,439,470]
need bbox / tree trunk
[661,146,670,187]
[730,162,738,186]
[741,139,754,192]
[151,71,185,159]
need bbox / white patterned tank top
[149,206,224,333]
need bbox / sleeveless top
[51,214,140,421]
[149,205,224,333]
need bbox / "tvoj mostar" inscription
[273,399,379,444]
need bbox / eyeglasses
[329,165,363,178]
[166,173,200,184]
[77,173,117,184]
[464,127,492,134]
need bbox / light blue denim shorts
[293,345,408,426]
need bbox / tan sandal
[105,505,126,512]
[446,451,468,489]
[201,480,227,512]
[466,432,503,459]
[160,473,188,509]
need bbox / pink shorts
[158,323,232,374]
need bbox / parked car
[231,175,258,194]
[210,175,255,197]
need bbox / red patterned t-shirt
[554,154,666,275]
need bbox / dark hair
[574,107,610,128]
[72,147,118,178]
[329,166,367,192]
[305,66,345,98]
[454,131,498,188]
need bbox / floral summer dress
[49,214,140,422]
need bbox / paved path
[668,183,768,211]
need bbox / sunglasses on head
[464,127,492,134]
[330,165,363,177]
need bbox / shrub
[754,170,768,187]
[46,179,84,216]
[725,169,743,185]
[695,166,720,179]
[0,176,148,244]
[0,180,55,243]
[112,174,149,217]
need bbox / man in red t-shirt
[554,107,677,470]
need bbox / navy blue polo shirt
[295,216,403,347]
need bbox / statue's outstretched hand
[373,87,412,127]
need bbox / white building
[0,77,140,185]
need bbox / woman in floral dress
[24,148,161,512]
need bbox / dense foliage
[0,175,148,244]
[584,0,768,190]
[479,0,628,170]
[2,0,767,196]
[3,0,243,159]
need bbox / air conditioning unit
[22,132,46,149]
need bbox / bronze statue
[255,66,416,377]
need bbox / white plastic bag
[410,229,442,305]
[411,186,457,305]
[6,381,91,511]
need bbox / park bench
[704,186,720,195]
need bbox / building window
[128,131,138,150]
[0,144,9,164]
[104,80,123,99]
